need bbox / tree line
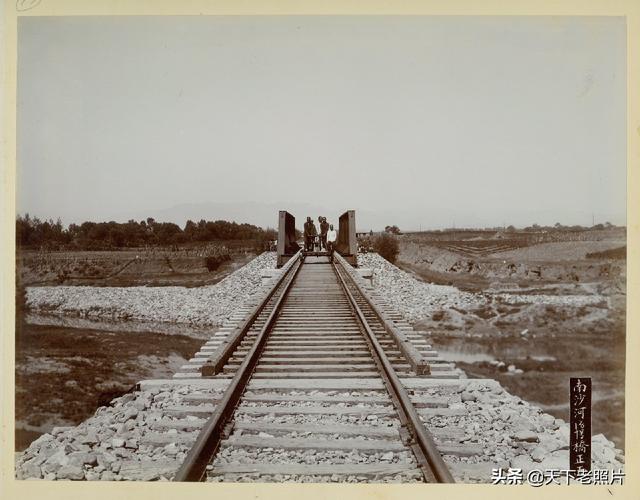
[16,214,277,250]
[509,222,619,232]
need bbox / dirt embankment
[399,237,626,339]
[398,240,626,291]
[413,298,622,340]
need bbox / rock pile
[496,293,607,307]
[422,380,624,482]
[357,253,486,321]
[15,383,224,481]
[359,253,612,332]
[26,252,277,327]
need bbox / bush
[373,233,400,263]
[205,255,225,271]
[204,246,232,271]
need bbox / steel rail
[202,250,302,376]
[332,259,455,483]
[173,254,303,481]
[332,252,430,375]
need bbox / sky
[17,16,626,231]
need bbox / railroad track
[172,252,460,483]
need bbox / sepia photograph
[4,6,634,493]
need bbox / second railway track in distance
[173,252,458,483]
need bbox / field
[425,239,529,257]
[396,228,626,291]
[490,241,626,261]
[16,243,259,288]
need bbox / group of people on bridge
[303,216,337,256]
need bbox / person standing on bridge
[319,216,329,251]
[317,216,323,251]
[304,216,317,252]
[326,223,337,261]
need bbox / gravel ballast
[358,253,611,318]
[15,384,224,481]
[422,380,624,483]
[15,380,623,482]
[357,253,486,321]
[26,252,277,327]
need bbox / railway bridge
[276,209,358,267]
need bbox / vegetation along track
[173,251,461,483]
